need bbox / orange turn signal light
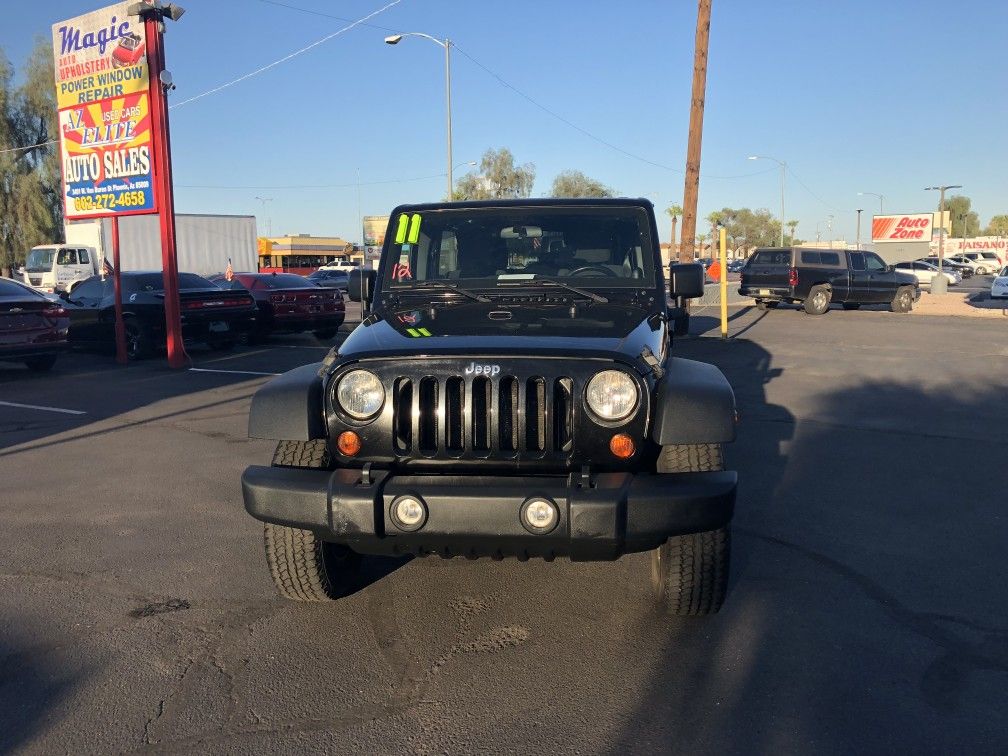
[337,431,361,456]
[609,433,635,459]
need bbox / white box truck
[21,213,258,294]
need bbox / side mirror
[668,262,705,299]
[348,268,376,303]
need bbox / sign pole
[111,217,128,364]
[719,226,728,340]
[142,9,188,368]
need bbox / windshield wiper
[497,277,608,303]
[399,281,490,302]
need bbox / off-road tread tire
[803,285,830,315]
[263,523,358,601]
[271,438,331,468]
[652,443,730,616]
[657,442,723,473]
[654,527,731,616]
[264,440,359,601]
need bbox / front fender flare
[248,362,326,441]
[650,357,736,445]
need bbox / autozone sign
[872,213,934,242]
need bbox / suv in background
[739,247,918,314]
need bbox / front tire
[24,354,57,372]
[650,443,731,616]
[264,440,361,601]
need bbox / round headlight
[586,370,638,422]
[336,370,385,420]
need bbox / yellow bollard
[719,227,728,340]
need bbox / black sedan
[61,272,257,359]
[0,276,69,371]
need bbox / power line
[171,0,405,108]
[256,0,401,32]
[0,0,407,154]
[176,172,448,190]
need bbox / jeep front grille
[391,373,574,459]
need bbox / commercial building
[258,233,360,272]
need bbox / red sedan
[0,277,69,372]
[211,272,345,344]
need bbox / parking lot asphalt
[1,305,1006,754]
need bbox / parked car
[739,247,919,314]
[945,254,985,274]
[307,268,350,290]
[0,276,69,371]
[61,272,257,359]
[991,267,1008,300]
[726,258,746,273]
[211,272,345,343]
[919,257,973,279]
[962,251,1003,275]
[893,260,959,287]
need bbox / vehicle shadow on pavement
[0,633,82,754]
[611,337,1008,753]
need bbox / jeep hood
[337,301,666,363]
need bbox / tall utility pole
[679,0,713,263]
[748,155,786,246]
[255,196,273,236]
[856,209,863,249]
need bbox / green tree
[665,204,683,257]
[940,194,980,238]
[0,39,61,275]
[786,219,799,245]
[453,147,535,200]
[982,214,1008,236]
[549,169,613,198]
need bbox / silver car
[894,260,959,287]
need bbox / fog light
[609,433,635,459]
[391,495,427,531]
[520,497,559,534]
[337,431,361,456]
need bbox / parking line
[188,368,280,377]
[0,400,86,416]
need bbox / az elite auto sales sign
[52,3,157,219]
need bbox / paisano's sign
[53,2,157,220]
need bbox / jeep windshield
[381,206,656,293]
[25,248,56,273]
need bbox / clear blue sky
[5,0,1006,244]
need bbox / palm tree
[665,204,683,260]
[786,220,798,246]
[705,211,724,258]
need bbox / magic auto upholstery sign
[52,2,156,219]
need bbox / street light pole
[749,155,785,246]
[925,184,962,294]
[858,191,884,215]
[386,33,453,199]
[856,209,862,249]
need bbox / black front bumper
[242,466,736,561]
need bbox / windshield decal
[393,214,409,244]
[407,213,422,244]
[405,327,432,338]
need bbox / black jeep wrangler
[241,199,738,615]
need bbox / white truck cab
[21,244,99,294]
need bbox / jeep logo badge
[464,362,501,376]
